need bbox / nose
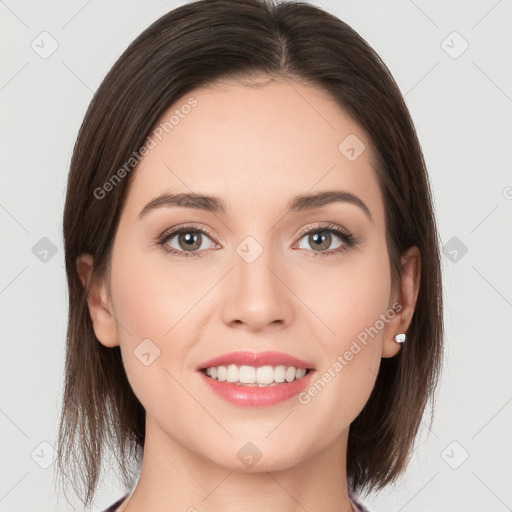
[220,241,294,332]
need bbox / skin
[77,76,420,512]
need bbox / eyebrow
[138,190,372,221]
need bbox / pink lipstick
[197,351,315,407]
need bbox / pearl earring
[393,333,406,343]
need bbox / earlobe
[382,246,421,358]
[76,253,120,348]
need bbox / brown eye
[158,225,217,258]
[297,229,345,252]
[175,231,203,252]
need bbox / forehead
[123,77,384,223]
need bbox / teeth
[204,364,308,386]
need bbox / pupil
[181,232,200,250]
[311,231,330,250]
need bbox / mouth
[196,351,316,406]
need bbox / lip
[196,350,315,371]
[198,368,315,407]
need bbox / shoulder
[348,487,371,512]
[102,494,129,512]
[354,499,371,512]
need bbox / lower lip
[198,370,315,407]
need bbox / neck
[117,415,355,512]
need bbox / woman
[56,0,444,510]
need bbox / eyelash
[155,222,359,259]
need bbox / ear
[381,246,421,358]
[76,253,119,348]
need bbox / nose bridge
[221,231,292,329]
[235,232,283,298]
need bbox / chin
[205,441,307,474]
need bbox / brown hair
[56,0,444,507]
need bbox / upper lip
[197,351,315,371]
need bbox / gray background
[1,0,511,510]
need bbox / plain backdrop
[1,0,511,511]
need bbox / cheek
[108,237,202,395]
[302,258,391,417]
[109,246,198,413]
[110,236,200,343]
[293,249,392,439]
[296,241,392,350]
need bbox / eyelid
[294,221,350,240]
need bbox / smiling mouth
[200,364,313,387]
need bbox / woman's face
[86,77,410,473]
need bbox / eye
[156,222,359,259]
[156,224,218,258]
[293,223,358,257]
